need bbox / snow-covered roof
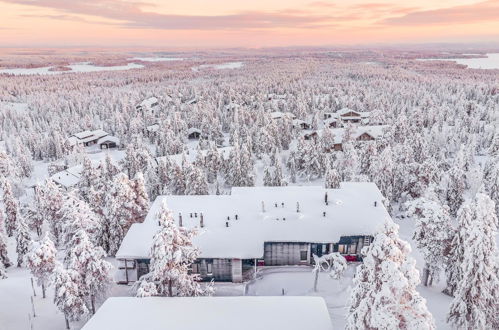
[50,169,80,188]
[146,123,160,132]
[69,129,108,145]
[117,183,390,259]
[138,97,159,109]
[97,135,120,145]
[82,297,333,330]
[305,125,389,144]
[187,127,201,135]
[270,111,296,120]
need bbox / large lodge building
[116,183,390,284]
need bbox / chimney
[195,212,198,218]
[323,211,326,217]
[296,202,300,213]
[179,213,183,227]
[281,202,284,208]
[283,217,286,221]
[374,201,377,207]
[261,201,265,212]
[325,192,328,205]
[275,203,278,208]
[200,213,204,228]
[190,213,193,218]
[235,214,238,220]
[226,221,229,227]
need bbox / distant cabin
[97,136,120,149]
[187,128,202,140]
[67,129,109,147]
[116,183,388,284]
[81,297,333,330]
[323,108,370,127]
[136,97,159,111]
[292,119,311,130]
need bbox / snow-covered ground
[0,62,144,75]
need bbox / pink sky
[0,0,498,47]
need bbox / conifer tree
[447,193,499,329]
[25,233,57,298]
[15,215,31,267]
[347,221,435,330]
[2,179,18,237]
[53,265,88,329]
[136,201,213,297]
[65,230,113,314]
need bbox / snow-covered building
[97,136,120,149]
[302,125,389,151]
[67,129,109,147]
[50,164,84,189]
[136,96,159,111]
[270,111,296,121]
[116,183,390,284]
[292,119,311,130]
[324,108,370,127]
[187,127,202,140]
[82,297,333,330]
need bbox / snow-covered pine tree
[22,204,44,237]
[325,160,340,189]
[444,203,473,297]
[0,210,11,269]
[65,230,112,314]
[131,172,149,223]
[25,233,57,298]
[0,260,6,279]
[60,192,101,247]
[36,180,65,246]
[2,179,18,237]
[185,165,209,195]
[136,201,213,297]
[15,215,31,267]
[104,173,135,255]
[447,193,499,329]
[346,221,435,330]
[406,185,452,286]
[445,162,466,217]
[53,265,88,329]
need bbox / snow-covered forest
[1,48,499,330]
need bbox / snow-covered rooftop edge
[81,296,333,330]
[117,182,391,260]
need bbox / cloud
[382,0,499,25]
[0,0,335,30]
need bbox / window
[207,262,213,275]
[300,250,308,261]
[338,244,347,254]
[191,263,199,274]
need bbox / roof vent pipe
[296,202,300,213]
[374,201,377,207]
[179,213,183,227]
[200,213,204,228]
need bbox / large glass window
[300,250,308,261]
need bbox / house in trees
[116,183,389,284]
[323,108,370,127]
[302,131,319,141]
[136,97,159,112]
[318,125,388,152]
[270,111,296,121]
[187,128,202,140]
[50,164,85,190]
[82,297,333,330]
[67,129,109,147]
[97,136,120,149]
[292,119,311,130]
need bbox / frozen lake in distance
[131,57,184,62]
[0,62,144,75]
[420,53,499,69]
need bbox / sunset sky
[1,0,498,48]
